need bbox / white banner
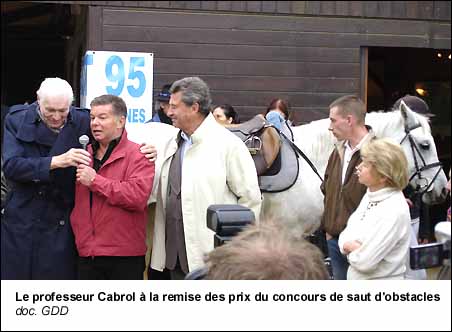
[2,280,451,331]
[80,50,154,132]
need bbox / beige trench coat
[151,114,262,272]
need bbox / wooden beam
[360,47,369,108]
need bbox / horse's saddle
[227,115,281,176]
[227,115,299,192]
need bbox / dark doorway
[368,47,451,114]
[367,46,451,236]
[367,46,451,165]
[1,2,77,107]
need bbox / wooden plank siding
[44,1,451,21]
[65,6,89,106]
[87,7,450,122]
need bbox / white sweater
[338,187,411,280]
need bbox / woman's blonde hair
[361,138,408,190]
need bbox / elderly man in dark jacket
[1,77,93,279]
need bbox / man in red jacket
[70,95,154,280]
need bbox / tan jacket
[321,128,375,237]
[151,114,262,272]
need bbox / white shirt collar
[345,131,371,153]
[180,131,192,145]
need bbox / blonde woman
[338,138,411,279]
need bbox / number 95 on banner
[80,51,154,126]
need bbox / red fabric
[70,130,154,257]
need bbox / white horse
[261,103,448,237]
[137,103,447,242]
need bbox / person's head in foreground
[356,138,408,192]
[204,219,329,280]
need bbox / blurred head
[212,104,239,125]
[205,219,329,280]
[393,95,434,119]
[168,77,212,135]
[36,77,74,130]
[357,138,409,191]
[90,95,127,145]
[157,84,172,103]
[328,95,366,141]
[156,83,172,116]
[266,98,290,120]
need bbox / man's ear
[117,115,126,128]
[191,102,200,114]
[347,114,353,126]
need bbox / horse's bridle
[400,123,443,195]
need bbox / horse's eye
[420,142,430,150]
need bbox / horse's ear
[400,100,409,119]
[400,100,419,131]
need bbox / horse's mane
[365,109,432,140]
[291,118,335,170]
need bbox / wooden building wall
[47,1,452,21]
[47,1,451,122]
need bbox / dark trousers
[78,256,145,280]
[148,267,170,280]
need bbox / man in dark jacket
[1,77,93,279]
[2,78,158,280]
[321,95,375,280]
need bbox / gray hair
[36,77,74,105]
[170,77,211,116]
[205,219,329,280]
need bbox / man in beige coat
[150,77,261,279]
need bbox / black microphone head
[79,135,89,149]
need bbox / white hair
[36,77,74,105]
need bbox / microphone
[79,135,90,150]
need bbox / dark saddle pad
[258,121,299,193]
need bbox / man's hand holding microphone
[52,135,158,187]
[50,135,92,170]
[50,134,95,187]
[74,135,97,187]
